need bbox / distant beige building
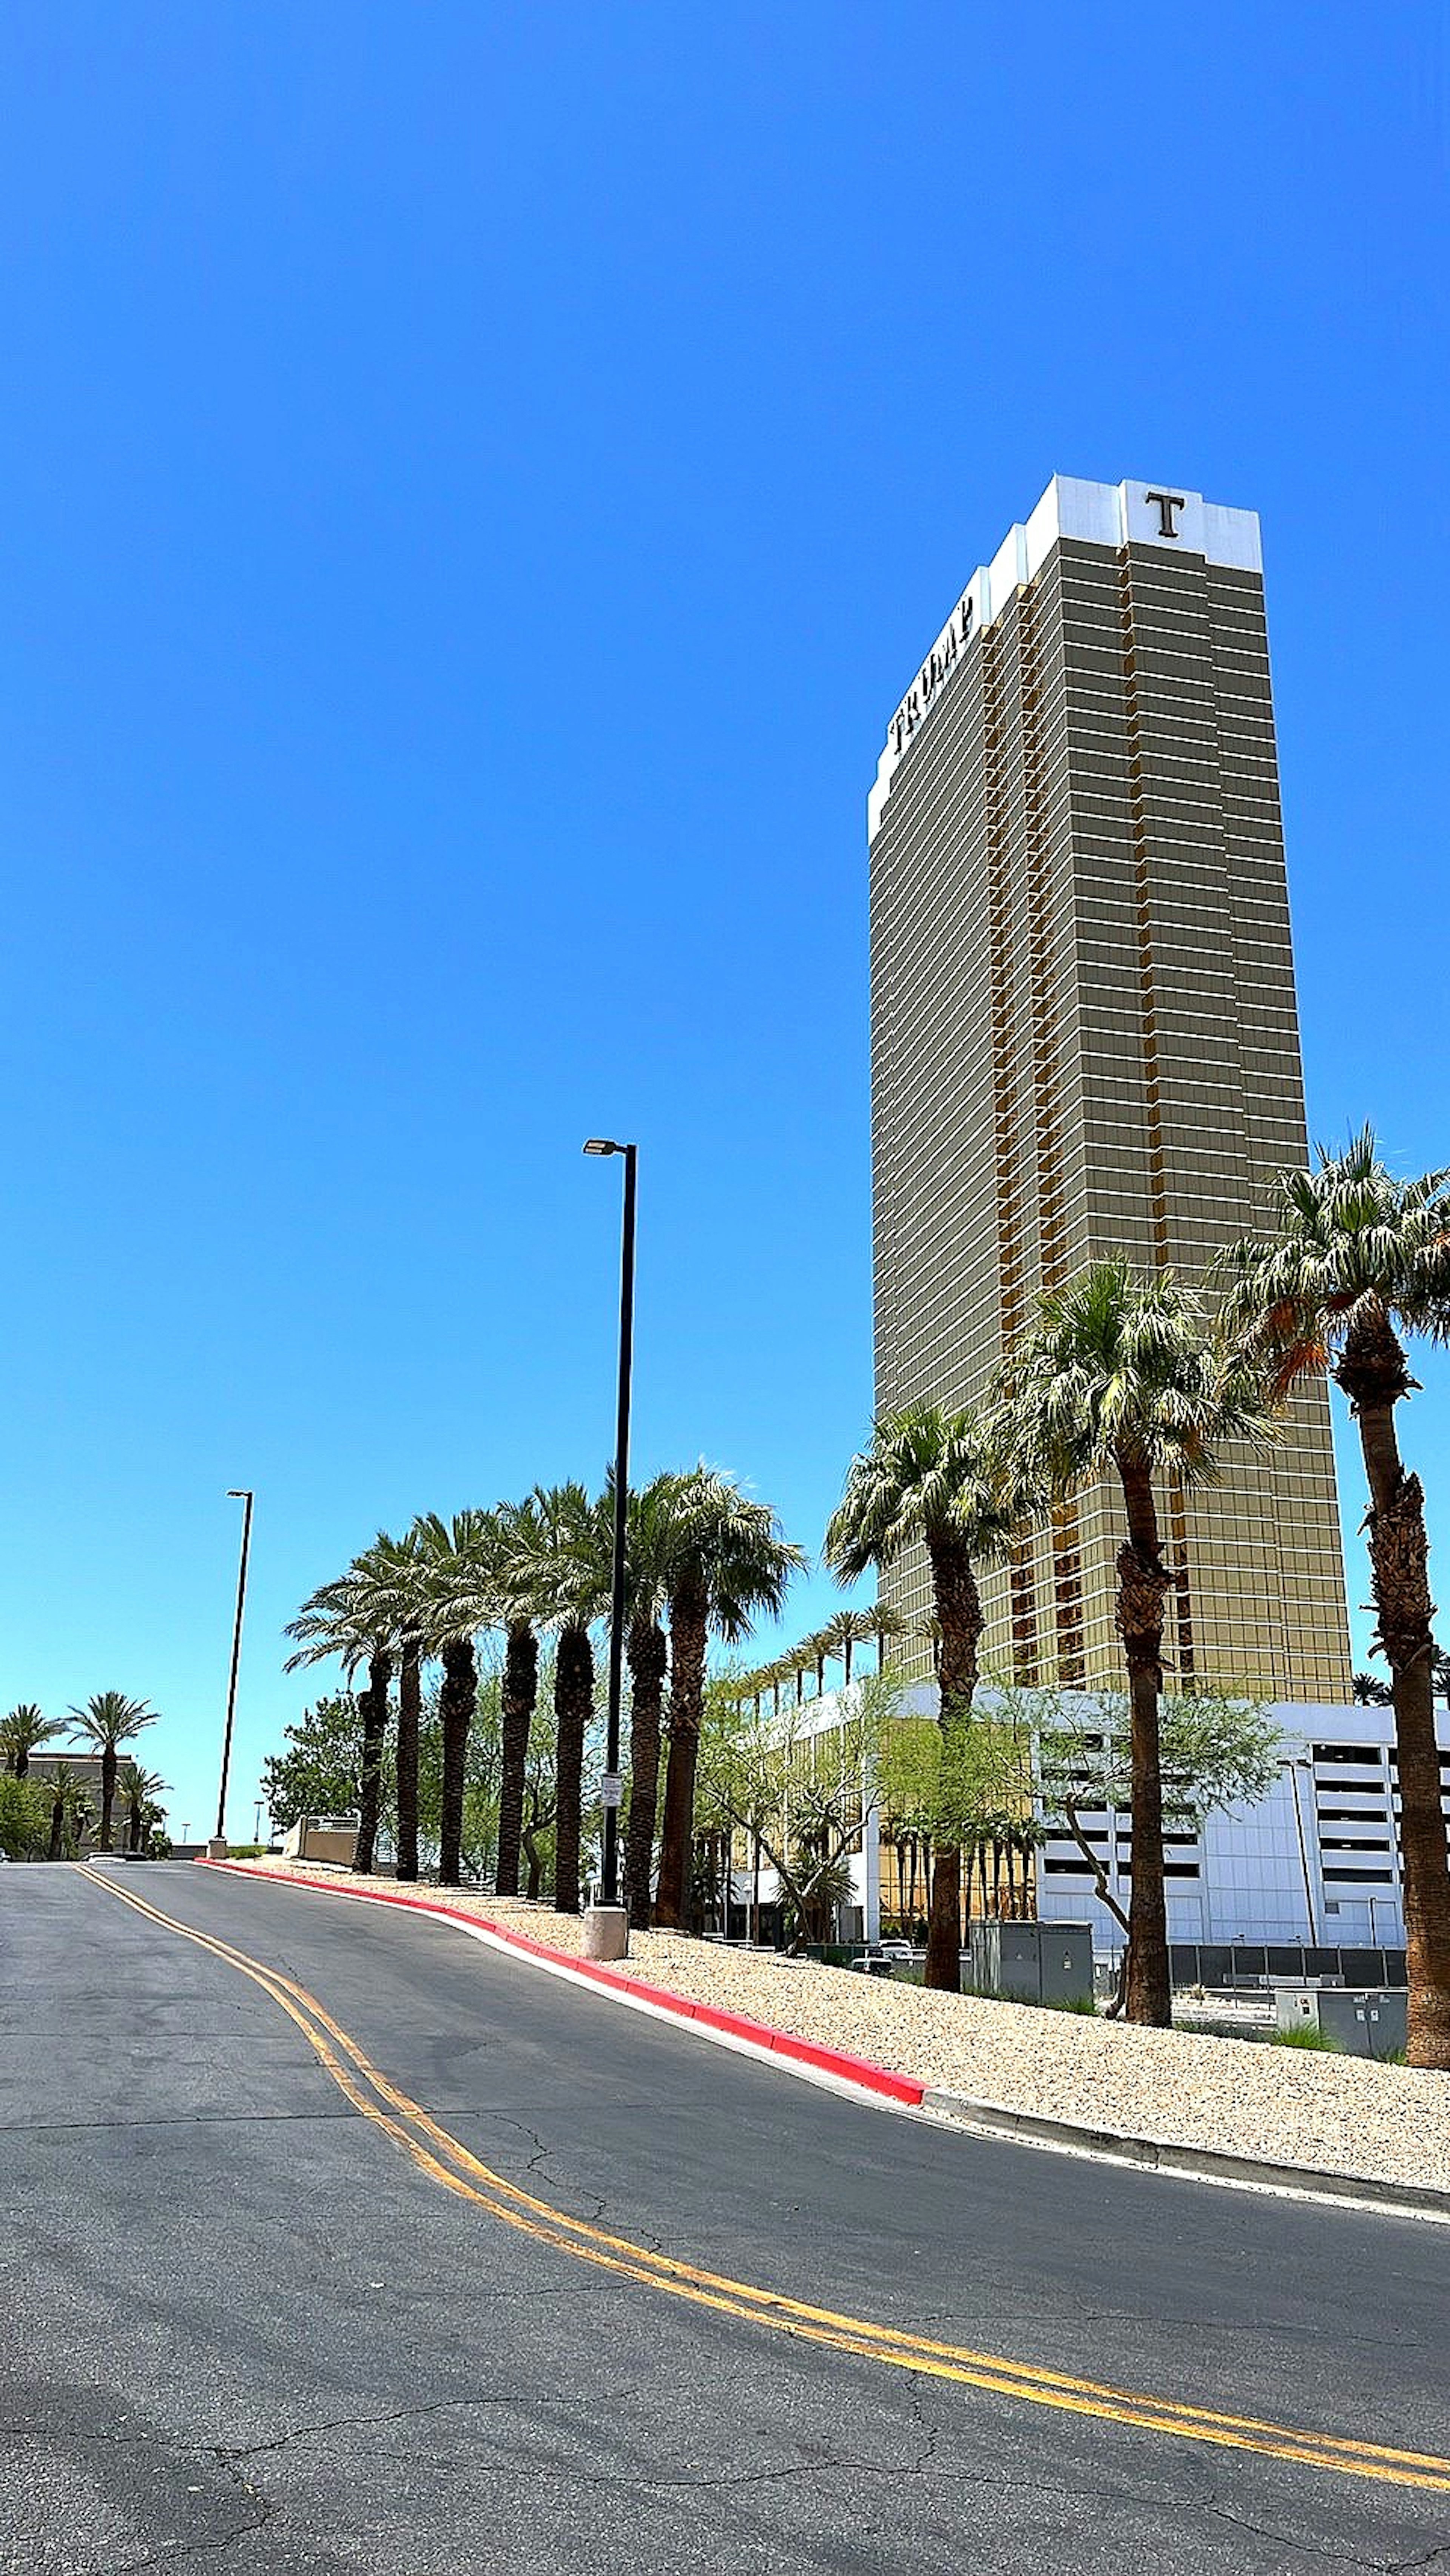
[868,474,1351,1702]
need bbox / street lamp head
[583,1138,623,1157]
[227,1488,252,1500]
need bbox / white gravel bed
[221,1858,1450,2194]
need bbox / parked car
[848,1944,909,1977]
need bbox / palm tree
[350,1527,430,1882]
[1000,1261,1275,2026]
[67,1694,158,1852]
[1222,1129,1450,2068]
[285,1555,395,1876]
[825,1404,1018,1991]
[118,1759,169,1853]
[820,1608,877,1690]
[620,1473,693,1932]
[1353,1670,1394,1708]
[654,1469,805,1932]
[0,1704,64,1779]
[40,1762,84,1862]
[410,1510,501,1887]
[493,1498,543,1900]
[516,1485,611,1916]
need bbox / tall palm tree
[999,1261,1275,2027]
[825,1404,1018,1991]
[285,1555,395,1876]
[67,1694,158,1852]
[820,1608,877,1690]
[410,1510,501,1887]
[516,1485,611,1916]
[620,1473,693,1932]
[1222,1130,1450,2069]
[0,1703,64,1779]
[493,1498,543,1900]
[350,1527,430,1882]
[654,1470,805,1932]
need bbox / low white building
[751,1687,1448,1954]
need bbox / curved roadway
[4,1861,1448,2574]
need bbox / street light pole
[583,1138,637,1920]
[214,1490,254,1849]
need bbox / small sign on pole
[600,1772,623,1810]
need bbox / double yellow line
[86,1868,1450,2495]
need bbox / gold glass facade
[869,482,1352,1702]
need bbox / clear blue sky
[2,3,1445,1837]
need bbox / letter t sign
[1145,490,1186,538]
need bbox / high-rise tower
[868,473,1351,1701]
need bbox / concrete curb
[919,2088,1450,2222]
[194,1861,925,2107]
[198,1861,1448,2223]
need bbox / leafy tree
[67,1693,158,1852]
[998,1264,1275,2027]
[1223,1129,1450,2069]
[0,1774,51,1858]
[1034,1686,1282,2002]
[654,1469,804,1932]
[699,1669,894,1950]
[0,1704,65,1779]
[878,1691,1041,1928]
[260,1695,369,1832]
[825,1404,1018,1990]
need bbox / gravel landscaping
[218,1858,1450,2197]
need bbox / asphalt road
[4,1863,1450,2576]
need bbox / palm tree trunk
[552,1622,592,1915]
[99,1747,117,1853]
[395,1634,422,1882]
[438,1638,476,1887]
[655,1569,709,1929]
[923,1537,981,1992]
[1115,1461,1172,2028]
[1340,1315,1450,2069]
[625,1612,666,1931]
[48,1795,65,1863]
[353,1651,392,1876]
[495,1619,537,1898]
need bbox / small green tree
[1034,1686,1283,2004]
[260,1696,370,1833]
[698,1669,893,1952]
[0,1775,51,1859]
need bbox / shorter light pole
[583,1139,637,1926]
[214,1490,254,1850]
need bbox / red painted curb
[196,1860,926,2109]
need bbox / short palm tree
[0,1703,64,1779]
[999,1262,1276,2026]
[67,1694,158,1852]
[517,1485,612,1916]
[117,1759,170,1854]
[285,1554,396,1876]
[1222,1130,1450,2068]
[825,1403,1018,1990]
[654,1470,805,1932]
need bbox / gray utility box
[970,1921,1094,2007]
[1274,1987,1407,2060]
